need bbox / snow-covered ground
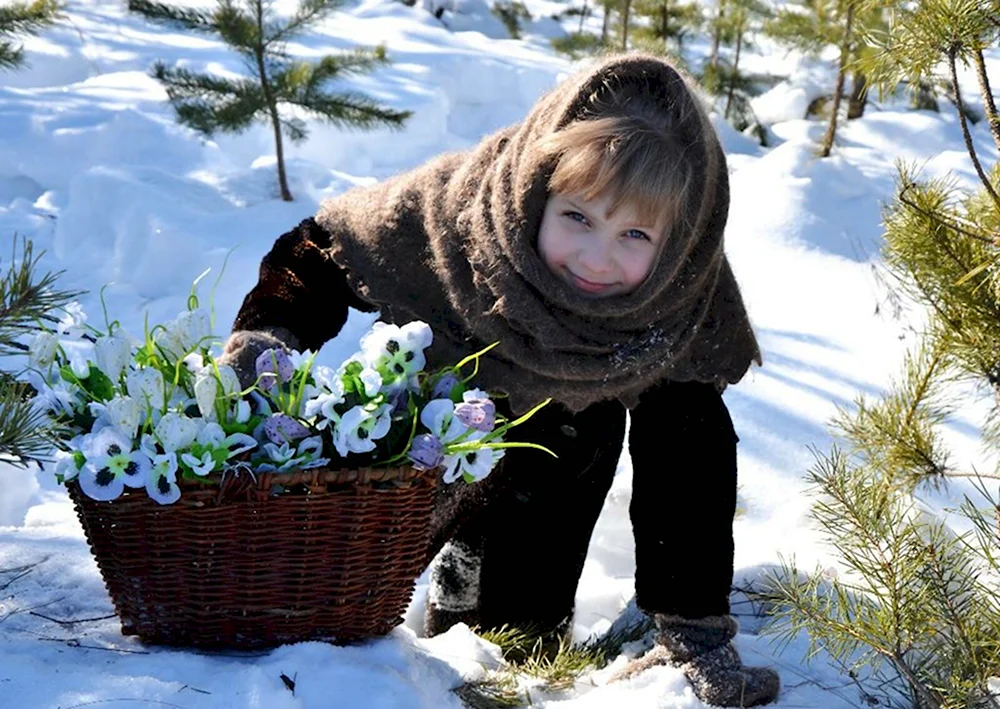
[1,1,998,707]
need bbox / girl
[222,52,778,707]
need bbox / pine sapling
[128,0,412,202]
[0,0,61,72]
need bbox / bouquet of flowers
[21,289,550,505]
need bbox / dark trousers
[450,379,738,635]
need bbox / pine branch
[126,0,219,34]
[0,0,62,37]
[948,46,1000,212]
[972,48,1000,153]
[0,238,81,356]
[0,42,24,70]
[266,0,341,47]
[214,1,260,56]
[153,63,266,136]
[0,379,61,467]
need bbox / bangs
[538,116,693,229]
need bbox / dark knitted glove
[219,326,300,390]
[610,614,780,707]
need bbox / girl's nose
[577,239,613,275]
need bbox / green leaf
[85,364,116,402]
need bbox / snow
[2,0,1000,707]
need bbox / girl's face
[537,191,666,297]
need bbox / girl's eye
[563,210,589,225]
[624,229,650,242]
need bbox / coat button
[560,425,577,438]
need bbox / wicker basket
[67,465,438,650]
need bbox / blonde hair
[537,75,708,232]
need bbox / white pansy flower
[56,302,87,336]
[258,441,298,472]
[104,395,142,439]
[53,450,80,481]
[78,428,152,501]
[28,332,59,369]
[146,452,180,505]
[360,321,432,391]
[26,371,78,418]
[181,450,216,476]
[442,444,504,484]
[196,422,255,459]
[126,367,165,411]
[94,334,132,381]
[313,365,338,391]
[154,412,200,452]
[296,436,329,469]
[420,398,468,444]
[360,367,382,397]
[332,404,392,457]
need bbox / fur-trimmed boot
[612,614,779,707]
[424,540,483,637]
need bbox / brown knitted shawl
[316,53,760,414]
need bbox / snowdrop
[94,334,131,381]
[155,308,211,360]
[79,428,152,501]
[28,332,59,369]
[154,412,201,452]
[126,367,165,411]
[102,395,143,439]
[193,365,241,421]
[333,404,392,457]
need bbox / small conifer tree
[765,2,1000,706]
[0,0,61,72]
[631,0,701,57]
[1,239,80,467]
[764,0,887,157]
[128,0,412,202]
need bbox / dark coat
[232,217,739,624]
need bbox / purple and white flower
[255,348,294,392]
[453,388,496,432]
[408,433,444,471]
